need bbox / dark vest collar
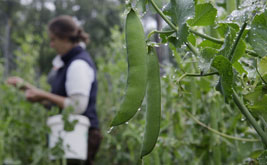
[61,45,83,64]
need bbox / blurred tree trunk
[154,14,163,63]
[3,16,11,77]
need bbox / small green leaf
[231,39,246,64]
[159,26,176,43]
[218,27,236,58]
[248,10,267,57]
[137,0,148,13]
[245,85,267,102]
[168,0,195,46]
[216,23,239,38]
[187,3,217,26]
[198,40,221,49]
[258,150,267,165]
[199,47,218,73]
[258,56,267,81]
[187,33,196,46]
[233,61,247,75]
[211,55,233,101]
[162,2,172,16]
[149,0,163,14]
[167,36,179,47]
[245,85,267,120]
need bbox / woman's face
[49,32,71,55]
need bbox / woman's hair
[48,15,89,44]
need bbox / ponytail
[48,15,89,44]
[76,28,89,44]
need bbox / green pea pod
[141,47,161,158]
[111,9,147,126]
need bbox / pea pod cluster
[110,8,161,158]
[110,9,148,126]
[140,47,161,158]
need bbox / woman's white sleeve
[64,94,89,114]
[64,60,94,114]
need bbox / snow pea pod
[111,8,147,126]
[141,47,161,158]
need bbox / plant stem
[149,0,261,60]
[256,63,267,84]
[177,72,219,84]
[245,49,259,57]
[147,29,176,40]
[149,0,178,31]
[185,42,201,71]
[185,42,200,56]
[233,90,267,146]
[260,116,267,132]
[184,110,259,142]
[229,22,247,62]
[189,29,224,44]
[210,101,222,165]
[189,29,261,58]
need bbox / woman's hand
[6,76,34,90]
[26,88,65,108]
[25,88,45,102]
[6,76,24,87]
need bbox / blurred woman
[7,15,102,165]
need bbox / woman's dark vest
[51,46,99,128]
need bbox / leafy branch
[148,0,259,60]
[176,72,219,88]
[260,116,267,132]
[148,0,267,149]
[233,90,267,146]
[146,30,176,41]
[188,29,224,44]
[185,42,200,57]
[255,62,267,84]
[189,28,260,58]
[149,0,177,31]
[184,110,260,142]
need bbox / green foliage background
[95,26,263,165]
[0,0,267,164]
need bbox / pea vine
[0,82,78,164]
[111,0,267,162]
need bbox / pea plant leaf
[136,0,148,13]
[226,0,265,24]
[199,47,218,73]
[258,150,267,165]
[187,3,217,26]
[258,56,267,82]
[159,26,177,43]
[245,85,267,121]
[211,55,233,101]
[248,10,267,57]
[187,33,196,46]
[231,39,246,64]
[216,22,239,38]
[218,27,236,58]
[233,61,247,75]
[163,0,195,47]
[198,40,221,49]
[148,0,164,14]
